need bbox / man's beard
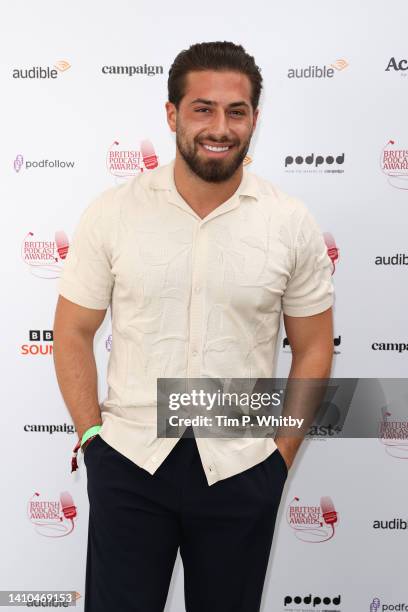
[176,127,252,183]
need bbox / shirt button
[192,350,198,357]
[194,286,201,293]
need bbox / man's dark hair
[168,41,263,111]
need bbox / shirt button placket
[187,223,207,379]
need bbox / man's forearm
[53,330,102,442]
[274,351,333,467]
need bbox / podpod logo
[380,140,408,190]
[385,57,408,74]
[284,152,345,173]
[286,495,339,542]
[27,491,77,537]
[287,58,348,79]
[13,154,75,172]
[284,593,341,610]
[107,139,159,182]
[12,60,71,79]
[370,597,408,611]
[21,230,69,279]
[283,335,341,354]
[21,330,53,356]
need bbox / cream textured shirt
[57,159,335,485]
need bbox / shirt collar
[149,158,261,205]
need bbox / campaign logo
[284,152,345,173]
[380,140,408,190]
[21,330,53,356]
[385,57,408,75]
[27,491,77,537]
[287,58,348,79]
[284,593,341,611]
[101,63,164,77]
[12,60,71,79]
[13,154,75,172]
[24,423,76,434]
[107,139,159,182]
[21,230,69,279]
[286,495,339,542]
[371,341,408,353]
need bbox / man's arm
[53,295,107,444]
[274,306,334,470]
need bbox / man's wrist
[80,424,102,447]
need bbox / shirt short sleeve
[57,189,116,310]
[281,205,335,317]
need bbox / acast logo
[12,60,71,79]
[287,58,348,79]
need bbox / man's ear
[165,101,177,133]
[252,107,260,132]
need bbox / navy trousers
[84,427,288,612]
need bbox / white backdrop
[1,1,407,610]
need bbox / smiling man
[53,41,334,612]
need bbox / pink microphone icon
[323,232,339,275]
[140,140,158,170]
[55,231,69,260]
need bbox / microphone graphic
[14,154,24,172]
[55,231,69,260]
[140,139,158,170]
[60,491,77,520]
[320,496,338,526]
[322,232,339,275]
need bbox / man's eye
[195,108,210,112]
[230,110,244,116]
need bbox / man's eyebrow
[190,98,250,109]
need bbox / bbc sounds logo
[12,60,71,79]
[21,330,53,356]
[287,58,348,79]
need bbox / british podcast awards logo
[27,491,77,537]
[380,140,408,190]
[21,231,69,279]
[286,495,339,542]
[107,139,159,182]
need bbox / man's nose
[208,109,230,138]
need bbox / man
[53,41,334,612]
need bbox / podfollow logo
[12,60,71,79]
[13,154,75,171]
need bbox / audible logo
[12,60,71,79]
[373,518,408,529]
[287,59,348,79]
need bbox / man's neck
[173,150,243,219]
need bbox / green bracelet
[81,425,102,447]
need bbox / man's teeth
[202,144,230,152]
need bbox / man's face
[166,70,259,183]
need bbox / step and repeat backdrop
[1,0,407,610]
